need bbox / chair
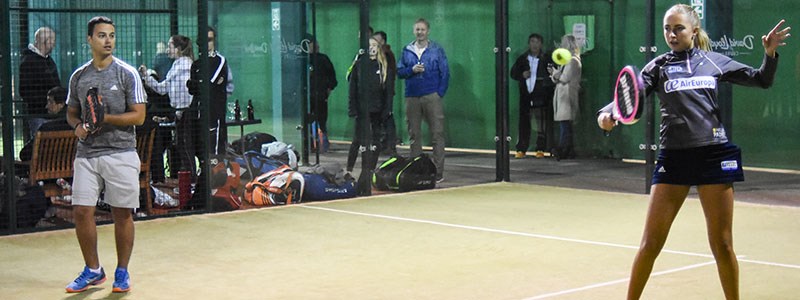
[28,130,78,197]
[136,128,156,213]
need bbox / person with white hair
[19,26,61,141]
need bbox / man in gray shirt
[65,16,146,294]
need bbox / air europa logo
[664,76,716,93]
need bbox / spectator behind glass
[347,37,394,196]
[307,34,338,153]
[187,26,230,157]
[397,18,450,183]
[548,34,581,160]
[19,86,72,161]
[151,41,173,82]
[510,33,554,159]
[140,35,197,177]
[372,30,399,156]
[19,27,61,141]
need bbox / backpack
[244,165,305,206]
[235,151,286,181]
[373,154,437,192]
[209,158,243,211]
[261,141,298,169]
[187,156,244,211]
[0,174,48,228]
[231,132,277,154]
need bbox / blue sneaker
[65,266,106,293]
[112,268,131,293]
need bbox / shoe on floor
[66,266,106,293]
[112,268,131,293]
[436,176,444,184]
[514,151,526,159]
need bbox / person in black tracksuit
[348,37,394,196]
[308,36,338,153]
[598,5,791,299]
[186,27,232,209]
[187,46,229,157]
[510,33,554,159]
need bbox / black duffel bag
[373,154,436,192]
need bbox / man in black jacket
[510,33,554,159]
[19,27,61,141]
[308,35,338,153]
[188,26,230,157]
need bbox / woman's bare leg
[627,183,690,300]
[697,183,739,300]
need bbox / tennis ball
[552,48,572,66]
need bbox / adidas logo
[110,84,119,91]
[658,166,666,173]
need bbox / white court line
[521,260,718,299]
[301,205,800,270]
[303,206,700,255]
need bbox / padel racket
[612,65,644,125]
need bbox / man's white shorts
[72,151,141,208]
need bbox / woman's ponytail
[695,28,711,51]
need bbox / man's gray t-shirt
[67,57,147,158]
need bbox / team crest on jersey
[664,76,716,93]
[721,160,738,171]
[666,66,686,74]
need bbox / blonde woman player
[597,4,790,299]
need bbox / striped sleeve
[117,59,148,105]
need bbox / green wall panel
[14,0,794,169]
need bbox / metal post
[309,2,317,166]
[169,0,178,36]
[495,0,510,182]
[644,0,656,194]
[197,0,211,211]
[1,0,19,233]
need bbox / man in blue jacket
[397,18,449,182]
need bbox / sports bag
[373,154,436,192]
[301,172,356,201]
[209,158,243,211]
[187,156,243,211]
[244,165,305,206]
[235,151,286,181]
[261,141,298,169]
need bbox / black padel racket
[612,65,644,125]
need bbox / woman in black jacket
[347,37,395,195]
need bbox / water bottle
[56,178,71,191]
[178,171,192,208]
[246,99,255,121]
[56,178,72,203]
[234,99,242,121]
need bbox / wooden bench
[25,128,156,213]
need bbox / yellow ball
[552,48,572,66]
